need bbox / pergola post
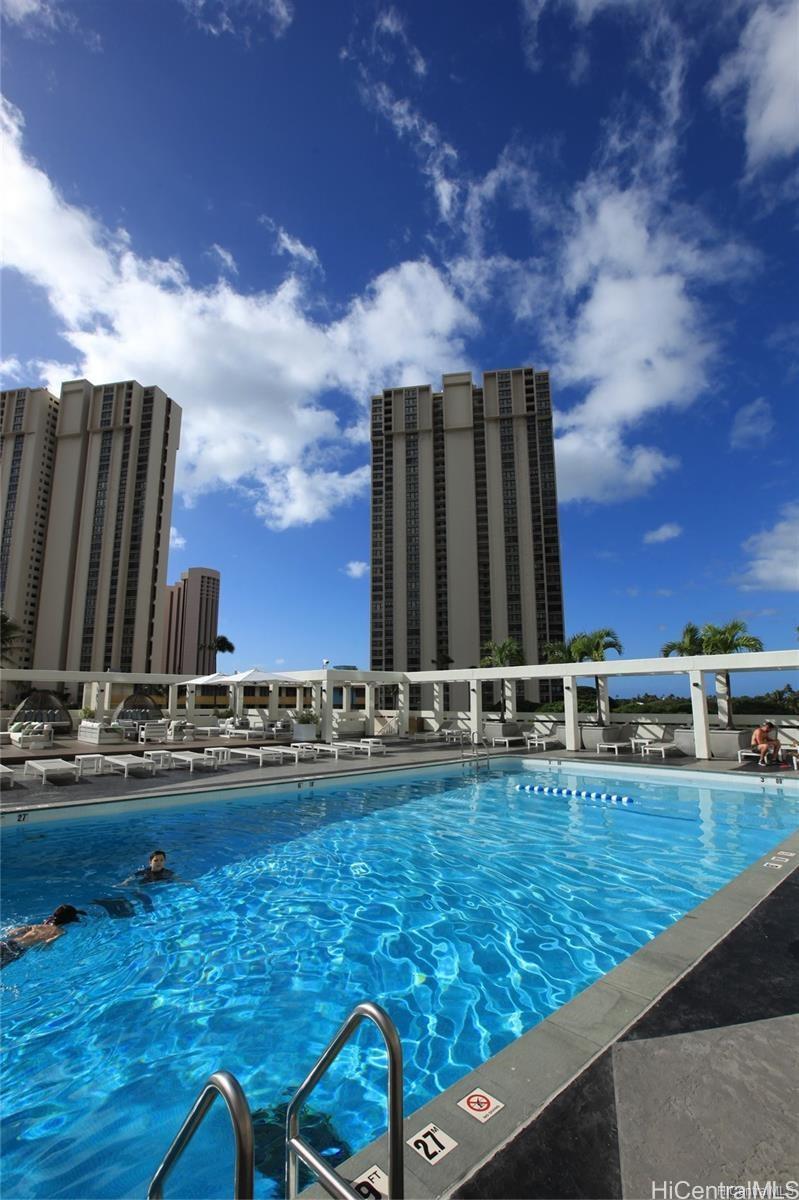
[82,682,94,710]
[320,676,334,743]
[503,679,516,722]
[469,680,482,741]
[232,685,244,718]
[432,681,444,730]
[268,683,279,720]
[714,672,731,730]
[364,683,375,735]
[94,682,108,721]
[396,681,409,736]
[563,677,580,751]
[690,670,711,759]
[186,684,196,719]
[596,677,610,726]
[341,684,351,713]
[167,684,179,718]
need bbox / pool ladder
[146,1001,404,1200]
[462,732,491,770]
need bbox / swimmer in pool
[1,904,86,968]
[121,849,176,886]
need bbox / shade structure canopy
[212,669,297,685]
[182,672,231,686]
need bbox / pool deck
[0,736,794,815]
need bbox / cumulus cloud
[729,397,775,448]
[179,0,293,39]
[343,560,369,578]
[643,522,683,544]
[1,0,102,48]
[0,356,23,382]
[169,526,187,550]
[259,217,322,271]
[208,243,238,275]
[737,501,799,591]
[709,0,799,175]
[1,97,476,530]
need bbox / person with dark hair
[121,849,175,886]
[752,721,781,766]
[1,904,86,968]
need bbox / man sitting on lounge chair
[751,722,781,766]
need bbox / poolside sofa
[138,721,169,744]
[9,723,54,749]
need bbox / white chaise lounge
[258,745,316,765]
[596,729,632,756]
[333,740,387,757]
[23,758,79,783]
[293,741,356,760]
[104,755,157,778]
[228,747,282,767]
[170,751,218,772]
[0,763,16,786]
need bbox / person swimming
[1,904,86,969]
[121,849,175,886]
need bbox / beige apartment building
[370,367,565,705]
[163,567,220,675]
[1,379,181,675]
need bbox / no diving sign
[457,1088,504,1123]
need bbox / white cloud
[737,501,799,591]
[179,0,293,38]
[709,0,799,174]
[208,243,238,275]
[519,0,660,72]
[274,657,285,665]
[0,356,23,382]
[643,522,683,544]
[1,98,476,530]
[374,7,428,77]
[1,0,102,48]
[343,560,369,579]
[169,526,187,550]
[729,397,775,448]
[259,217,322,271]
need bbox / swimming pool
[2,759,797,1198]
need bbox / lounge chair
[0,763,16,786]
[333,740,387,757]
[169,751,218,772]
[228,747,282,767]
[292,741,356,759]
[103,755,157,778]
[194,724,220,738]
[258,745,316,764]
[523,728,560,750]
[23,758,79,783]
[641,739,681,758]
[484,722,525,748]
[595,728,632,756]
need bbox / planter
[293,723,319,741]
[708,729,749,760]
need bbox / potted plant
[293,709,320,741]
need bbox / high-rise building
[162,567,220,675]
[370,367,565,703]
[0,379,181,674]
[0,388,60,668]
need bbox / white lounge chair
[169,751,218,772]
[333,740,386,757]
[228,747,282,766]
[523,730,560,750]
[484,722,525,748]
[596,728,632,756]
[292,741,356,760]
[641,740,681,759]
[258,745,316,764]
[23,758,79,783]
[0,762,16,786]
[103,755,157,778]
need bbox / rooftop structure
[162,566,220,675]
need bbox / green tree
[661,622,703,658]
[1,609,23,666]
[543,628,623,724]
[214,635,235,655]
[479,639,524,719]
[699,619,764,729]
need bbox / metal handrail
[286,1001,404,1200]
[147,1070,254,1200]
[461,732,490,768]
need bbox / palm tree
[543,628,623,724]
[214,635,235,655]
[1,610,23,666]
[480,639,524,719]
[699,620,763,729]
[661,622,703,658]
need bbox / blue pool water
[2,760,797,1198]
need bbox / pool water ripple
[2,761,798,1197]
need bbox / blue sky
[1,0,797,694]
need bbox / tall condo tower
[1,380,181,674]
[370,367,564,702]
[163,567,221,675]
[0,388,61,668]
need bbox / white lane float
[515,783,633,804]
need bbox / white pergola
[1,650,796,757]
